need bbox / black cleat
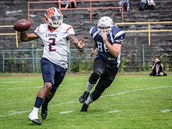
[31,119,41,125]
[79,91,89,103]
[80,103,89,112]
[41,104,48,120]
[28,115,41,125]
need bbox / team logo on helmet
[44,7,63,28]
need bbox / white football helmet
[97,16,113,35]
[44,7,63,28]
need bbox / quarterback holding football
[15,7,86,125]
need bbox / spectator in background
[118,0,130,11]
[149,57,167,76]
[61,0,77,8]
[65,0,77,8]
[139,0,155,11]
[61,0,67,8]
[147,0,155,10]
[139,0,147,11]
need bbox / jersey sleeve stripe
[66,26,73,33]
[90,26,94,34]
[114,31,125,39]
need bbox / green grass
[0,74,172,129]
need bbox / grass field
[0,74,172,129]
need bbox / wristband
[79,48,84,52]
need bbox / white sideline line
[161,109,172,113]
[0,81,29,84]
[106,110,122,113]
[59,110,74,114]
[0,86,172,117]
[0,110,29,118]
[101,86,172,98]
[0,86,41,90]
[0,83,84,90]
[8,110,29,116]
[1,81,19,84]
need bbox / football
[13,19,31,32]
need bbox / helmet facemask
[98,26,111,35]
[47,14,63,28]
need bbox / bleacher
[124,0,172,22]
[0,0,172,72]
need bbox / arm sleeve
[114,30,125,44]
[66,26,75,35]
[34,26,41,37]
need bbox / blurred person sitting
[65,0,77,8]
[139,0,147,11]
[147,0,155,10]
[149,57,167,76]
[61,0,67,8]
[61,0,77,8]
[118,0,130,11]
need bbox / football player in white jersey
[79,16,125,112]
[19,7,86,125]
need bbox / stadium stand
[0,0,172,72]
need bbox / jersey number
[97,41,109,52]
[49,38,56,51]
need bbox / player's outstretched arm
[13,19,39,42]
[20,32,39,42]
[67,34,86,52]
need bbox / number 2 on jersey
[49,38,56,51]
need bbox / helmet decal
[44,7,63,28]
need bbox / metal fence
[0,46,163,73]
[0,48,94,73]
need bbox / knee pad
[89,71,101,84]
[90,90,102,101]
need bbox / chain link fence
[1,46,171,73]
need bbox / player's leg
[41,92,54,120]
[28,58,55,125]
[80,74,113,112]
[41,65,67,119]
[81,69,118,112]
[155,64,160,76]
[79,58,106,103]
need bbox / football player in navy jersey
[79,16,125,112]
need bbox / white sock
[28,107,39,119]
[86,82,95,92]
[32,107,39,114]
[85,95,93,105]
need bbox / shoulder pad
[90,26,98,36]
